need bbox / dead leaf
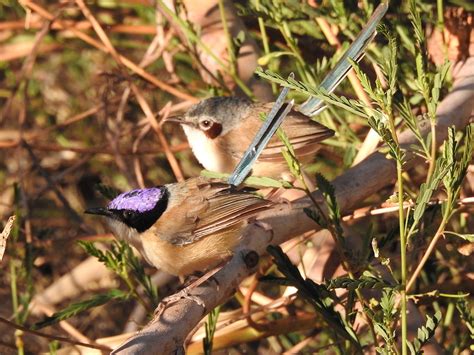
[427,7,474,66]
[457,242,474,256]
[0,215,15,262]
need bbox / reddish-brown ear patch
[204,122,223,139]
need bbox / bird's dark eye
[199,119,212,129]
[122,210,134,221]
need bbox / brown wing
[156,177,273,246]
[215,102,334,163]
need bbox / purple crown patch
[108,187,164,212]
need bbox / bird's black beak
[84,207,113,218]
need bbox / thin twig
[32,302,94,346]
[131,84,185,182]
[1,15,53,123]
[405,209,450,292]
[0,142,189,155]
[342,196,474,221]
[21,140,90,231]
[243,273,271,332]
[21,0,198,102]
[0,316,111,351]
[133,124,152,188]
[75,0,122,62]
[0,19,157,34]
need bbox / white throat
[182,125,230,173]
[107,219,140,247]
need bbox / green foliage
[9,186,35,331]
[368,288,398,354]
[125,246,160,308]
[314,173,343,239]
[406,311,442,355]
[244,0,319,26]
[303,207,327,229]
[33,240,159,329]
[406,157,451,240]
[367,113,403,162]
[78,240,159,309]
[328,276,391,291]
[203,306,221,355]
[277,124,303,180]
[255,68,368,118]
[410,0,450,128]
[201,170,294,189]
[456,298,474,340]
[48,340,59,355]
[371,24,398,112]
[79,240,129,275]
[443,231,474,242]
[257,4,471,354]
[156,0,253,97]
[442,125,473,201]
[265,245,361,351]
[33,289,129,329]
[396,98,430,158]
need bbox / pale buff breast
[137,225,243,277]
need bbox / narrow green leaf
[411,157,450,231]
[203,305,220,355]
[405,311,442,354]
[315,173,343,238]
[443,231,474,242]
[328,276,391,291]
[266,245,361,349]
[33,289,129,329]
[258,51,298,66]
[200,170,293,189]
[255,68,369,118]
[303,207,327,229]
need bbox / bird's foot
[153,265,224,320]
[153,288,206,320]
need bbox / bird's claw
[153,288,207,321]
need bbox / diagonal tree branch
[113,58,474,354]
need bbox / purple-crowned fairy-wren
[85,177,273,276]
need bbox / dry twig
[0,316,111,351]
[20,0,198,102]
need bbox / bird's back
[137,177,273,276]
[214,102,334,177]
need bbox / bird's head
[165,97,252,140]
[85,187,169,239]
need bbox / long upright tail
[228,2,388,186]
[298,2,388,116]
